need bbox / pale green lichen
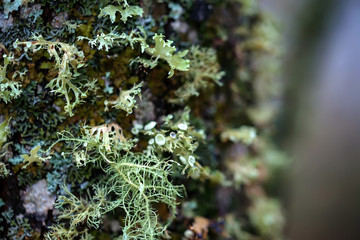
[52,123,135,161]
[99,0,143,23]
[0,119,11,178]
[0,119,10,148]
[80,29,190,78]
[225,155,259,188]
[221,126,257,145]
[0,53,23,103]
[54,185,107,231]
[78,28,149,53]
[48,123,183,239]
[171,46,225,103]
[143,34,190,78]
[14,35,98,116]
[107,152,182,239]
[138,108,205,174]
[21,145,51,169]
[0,162,11,178]
[104,82,143,115]
[249,197,285,239]
[88,123,133,153]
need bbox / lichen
[48,124,183,239]
[104,81,143,115]
[21,145,50,169]
[171,46,225,103]
[99,1,144,23]
[0,0,285,239]
[21,179,56,221]
[14,35,98,116]
[0,53,23,103]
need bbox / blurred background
[265,0,360,239]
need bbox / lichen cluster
[0,0,286,239]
